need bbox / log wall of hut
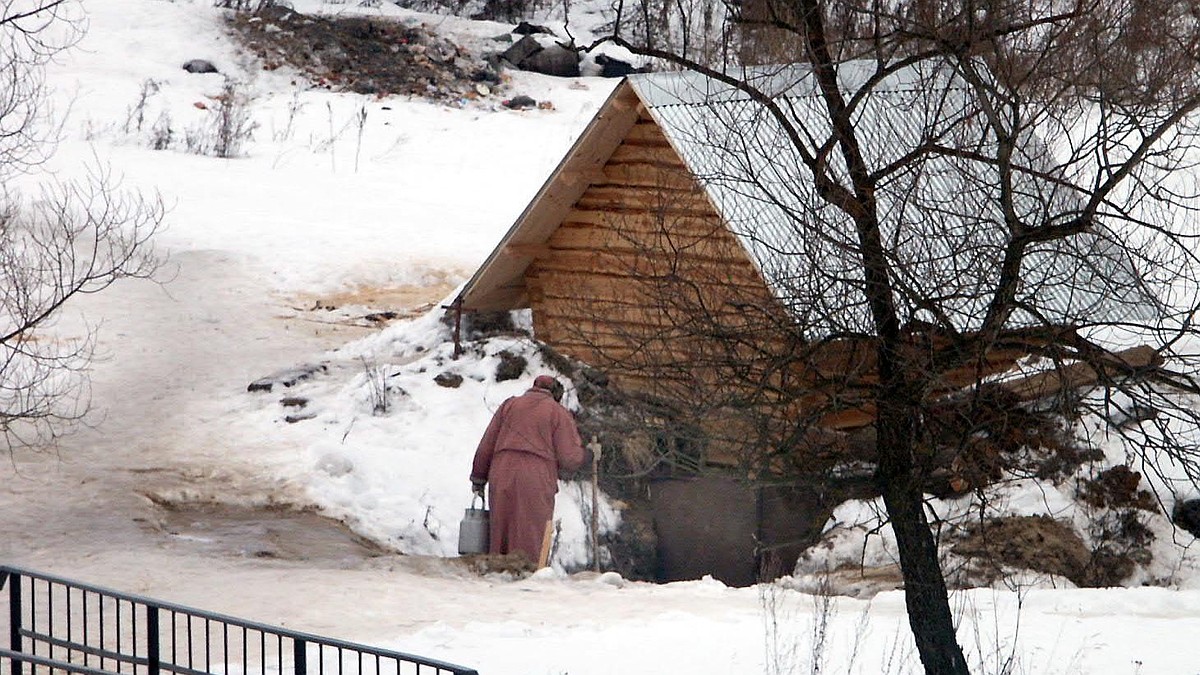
[511,110,1074,472]
[526,114,788,405]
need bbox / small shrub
[150,111,173,150]
[1077,465,1158,511]
[494,351,527,382]
[360,357,394,415]
[1080,509,1155,586]
[183,123,209,155]
[123,79,161,134]
[210,78,258,158]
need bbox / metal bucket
[457,495,490,555]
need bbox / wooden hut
[454,66,1155,583]
[456,65,1138,442]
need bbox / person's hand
[471,480,486,498]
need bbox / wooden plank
[546,227,751,261]
[537,519,554,568]
[626,121,673,145]
[600,163,698,190]
[577,186,713,214]
[536,250,768,286]
[503,242,551,257]
[536,278,781,319]
[562,208,724,234]
[609,144,687,166]
[561,168,607,187]
[997,345,1159,402]
[534,276,774,309]
[537,297,765,329]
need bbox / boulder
[434,372,464,388]
[500,35,542,67]
[594,54,639,78]
[1174,499,1200,537]
[522,42,579,77]
[502,94,537,110]
[182,59,219,74]
[513,21,553,35]
[499,35,580,78]
[248,363,328,392]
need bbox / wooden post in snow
[588,436,603,572]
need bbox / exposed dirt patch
[292,281,457,312]
[144,500,388,564]
[284,279,459,328]
[226,5,503,101]
[953,515,1091,584]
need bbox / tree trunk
[876,398,971,675]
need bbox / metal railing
[0,565,477,675]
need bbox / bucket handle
[471,492,486,510]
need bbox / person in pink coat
[470,375,586,564]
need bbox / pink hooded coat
[470,383,586,562]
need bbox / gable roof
[460,64,1149,331]
[457,83,644,311]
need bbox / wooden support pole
[588,436,603,572]
[537,519,554,569]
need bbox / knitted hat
[532,375,558,391]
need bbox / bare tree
[1,0,164,453]
[565,0,1200,672]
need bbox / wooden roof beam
[502,242,552,258]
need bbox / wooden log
[577,186,713,214]
[996,345,1160,402]
[562,208,724,234]
[534,275,777,312]
[502,242,551,258]
[600,163,698,190]
[546,227,750,261]
[609,143,687,166]
[536,250,768,286]
[538,519,554,568]
[625,121,673,144]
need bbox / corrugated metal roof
[628,63,1149,335]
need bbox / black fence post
[8,572,22,675]
[146,606,160,675]
[292,639,306,675]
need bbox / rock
[596,571,626,588]
[513,21,554,36]
[500,35,542,68]
[280,396,308,408]
[502,95,537,109]
[1174,499,1200,537]
[594,54,638,78]
[182,59,219,74]
[471,66,501,84]
[434,372,464,388]
[363,311,398,323]
[248,363,328,392]
[521,42,579,77]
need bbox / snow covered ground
[1,0,1198,673]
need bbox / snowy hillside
[1,1,1198,673]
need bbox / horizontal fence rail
[0,566,477,675]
